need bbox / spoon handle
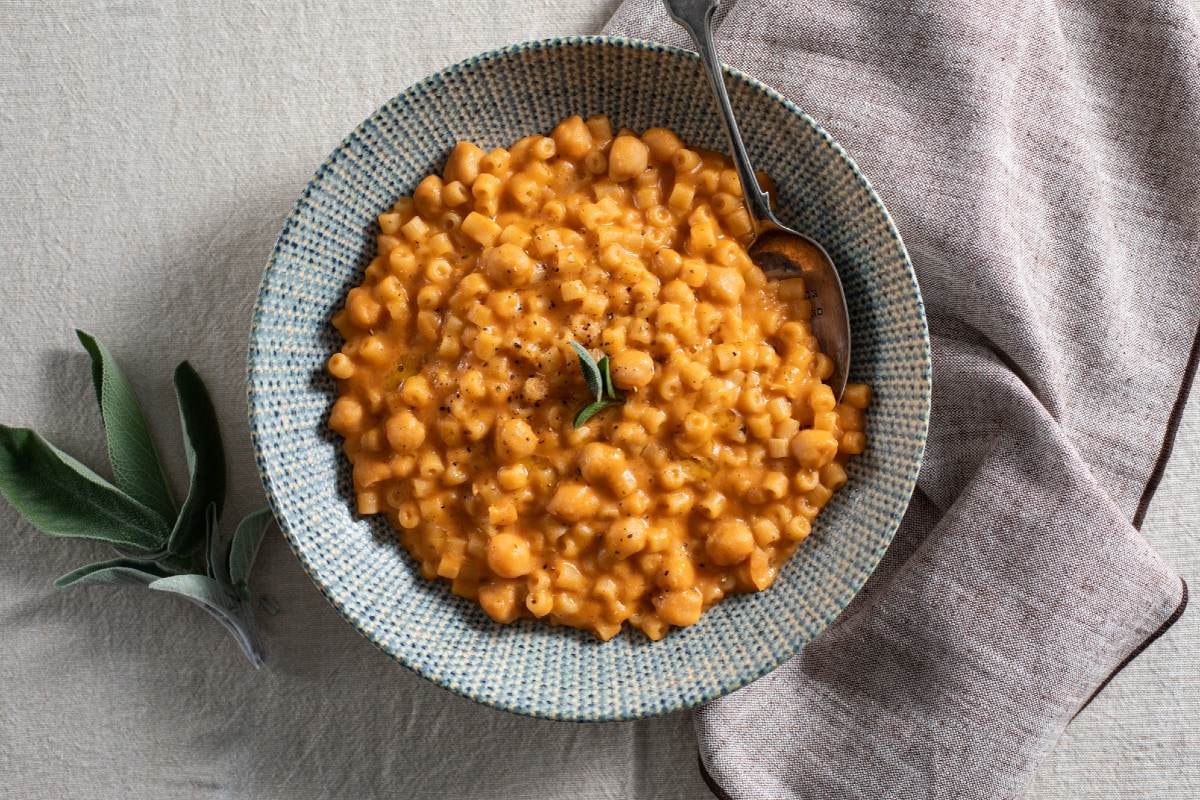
[663,0,778,231]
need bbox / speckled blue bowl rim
[248,35,930,721]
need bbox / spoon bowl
[665,0,851,398]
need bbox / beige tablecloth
[1,2,1197,798]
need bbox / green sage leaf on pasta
[569,341,626,428]
[598,356,623,401]
[0,425,171,551]
[54,557,174,588]
[573,398,625,428]
[167,361,227,556]
[76,330,178,523]
[228,506,273,599]
[569,341,602,400]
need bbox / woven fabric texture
[1,1,1197,798]
[604,0,1200,797]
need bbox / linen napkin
[605,1,1200,797]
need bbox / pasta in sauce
[327,115,869,640]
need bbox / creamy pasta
[327,115,869,640]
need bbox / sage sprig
[569,341,626,428]
[0,331,273,668]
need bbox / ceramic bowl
[247,36,930,721]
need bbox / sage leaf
[149,573,265,668]
[569,341,602,400]
[228,506,273,595]
[205,502,227,583]
[598,356,623,401]
[0,425,171,551]
[573,398,624,428]
[6,338,270,669]
[167,361,227,556]
[54,557,174,588]
[76,331,177,523]
[149,573,241,617]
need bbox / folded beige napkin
[605,0,1200,797]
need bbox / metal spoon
[664,0,850,399]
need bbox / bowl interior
[248,36,930,721]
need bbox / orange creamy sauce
[327,115,869,641]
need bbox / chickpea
[385,410,425,453]
[609,468,638,498]
[655,587,703,627]
[790,428,839,470]
[478,581,522,623]
[842,382,872,409]
[640,127,684,163]
[547,482,599,522]
[704,267,746,305]
[551,115,593,161]
[609,349,655,390]
[347,287,381,328]
[329,397,364,434]
[487,532,537,578]
[841,430,867,455]
[358,336,387,365]
[705,519,756,566]
[444,141,484,186]
[488,499,518,527]
[578,442,626,485]
[481,242,536,287]
[400,375,432,407]
[656,550,694,591]
[608,134,650,182]
[660,278,694,306]
[497,463,529,491]
[604,517,648,559]
[494,417,537,463]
